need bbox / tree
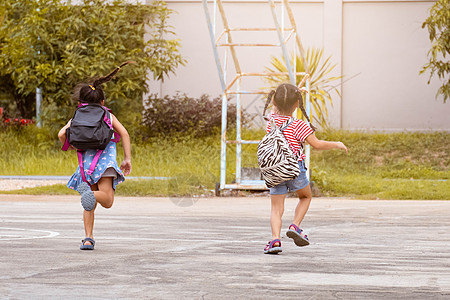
[0,0,185,130]
[266,48,342,129]
[421,0,450,103]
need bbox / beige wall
[147,0,449,131]
[340,1,448,131]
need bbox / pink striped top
[266,113,314,161]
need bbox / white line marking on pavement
[0,227,60,241]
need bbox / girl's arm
[58,120,71,145]
[112,114,132,176]
[306,134,348,153]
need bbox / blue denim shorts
[269,160,309,195]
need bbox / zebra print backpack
[257,118,300,188]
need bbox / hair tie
[89,85,96,91]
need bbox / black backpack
[62,103,119,184]
[66,103,114,151]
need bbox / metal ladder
[202,0,311,194]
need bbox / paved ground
[0,195,449,299]
[0,179,67,191]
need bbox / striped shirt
[266,113,314,161]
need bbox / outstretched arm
[112,114,132,176]
[306,134,348,153]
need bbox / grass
[0,127,448,199]
[318,175,448,200]
[0,184,78,195]
[311,130,449,199]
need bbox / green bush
[142,93,250,138]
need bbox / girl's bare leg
[82,178,114,246]
[292,184,312,226]
[270,194,286,244]
[83,203,97,244]
[93,177,115,209]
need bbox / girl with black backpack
[58,62,132,250]
[261,83,347,254]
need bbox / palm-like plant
[265,48,342,129]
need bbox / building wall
[341,1,448,131]
[147,0,449,131]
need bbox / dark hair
[263,83,316,131]
[72,61,135,104]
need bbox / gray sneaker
[77,182,96,211]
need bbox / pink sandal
[264,239,282,254]
[286,224,310,247]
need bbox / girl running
[263,83,347,254]
[58,62,132,250]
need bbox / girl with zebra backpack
[260,83,347,254]
[58,62,133,250]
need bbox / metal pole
[202,0,226,91]
[305,77,311,179]
[216,0,241,74]
[213,0,217,32]
[221,38,229,189]
[281,0,284,36]
[36,87,42,127]
[269,0,295,85]
[203,0,228,189]
[36,3,42,128]
[236,76,242,185]
[293,32,297,83]
[282,0,309,74]
[223,46,228,83]
[220,92,228,189]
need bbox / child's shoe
[286,224,310,247]
[264,239,282,254]
[80,237,95,250]
[77,182,96,211]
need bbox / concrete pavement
[0,195,449,299]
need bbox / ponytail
[297,90,316,131]
[92,61,135,87]
[73,61,136,104]
[263,90,275,120]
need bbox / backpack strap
[77,150,88,183]
[281,118,295,131]
[270,118,277,132]
[102,106,121,143]
[103,109,113,130]
[61,138,70,151]
[270,117,294,131]
[276,118,299,160]
[87,150,103,176]
[111,132,121,143]
[77,149,103,184]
